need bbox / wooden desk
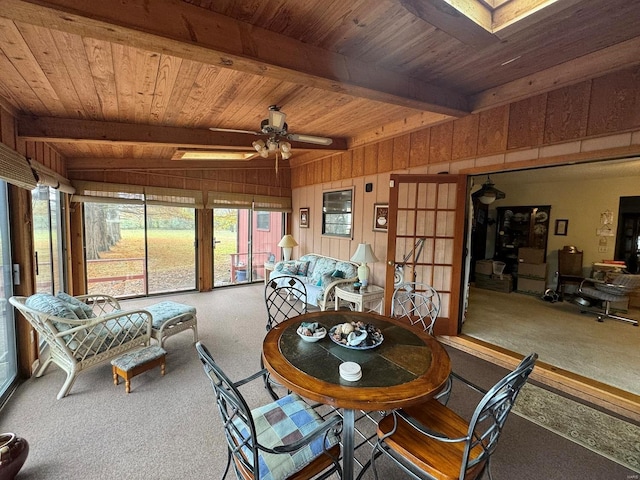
[262,311,451,480]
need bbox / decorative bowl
[329,322,383,350]
[296,323,327,342]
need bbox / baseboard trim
[439,334,640,423]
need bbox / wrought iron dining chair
[265,275,308,330]
[263,276,309,399]
[391,282,441,334]
[361,353,537,480]
[576,274,640,326]
[390,281,455,402]
[196,342,343,480]
[339,281,449,458]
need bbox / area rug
[513,383,640,472]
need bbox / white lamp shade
[350,243,379,264]
[350,243,379,286]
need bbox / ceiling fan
[209,105,333,160]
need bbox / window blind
[0,142,37,190]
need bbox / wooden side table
[263,262,275,284]
[334,284,384,313]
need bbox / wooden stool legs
[112,355,166,394]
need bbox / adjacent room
[1,1,639,479]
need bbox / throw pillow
[57,292,96,319]
[281,261,299,275]
[296,261,310,276]
[320,273,335,289]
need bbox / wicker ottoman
[144,301,198,347]
[111,345,166,394]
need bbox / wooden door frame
[384,173,468,336]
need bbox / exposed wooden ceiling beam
[65,157,288,171]
[1,0,470,116]
[17,116,349,151]
[398,0,499,48]
[470,37,640,112]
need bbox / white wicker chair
[10,293,152,399]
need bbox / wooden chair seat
[367,353,538,480]
[377,400,485,480]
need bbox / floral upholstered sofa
[269,253,359,310]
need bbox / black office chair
[556,246,584,301]
[362,353,538,480]
[576,273,640,326]
[195,342,343,480]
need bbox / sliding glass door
[212,208,250,286]
[0,181,17,401]
[84,201,197,297]
[212,209,283,286]
[85,202,146,297]
[147,205,196,294]
[31,186,65,295]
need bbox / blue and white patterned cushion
[143,301,196,329]
[279,261,299,276]
[310,257,337,285]
[56,292,96,319]
[111,345,166,371]
[335,261,357,279]
[233,393,339,480]
[299,254,319,277]
[296,261,310,276]
[26,293,80,333]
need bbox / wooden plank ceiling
[0,0,639,169]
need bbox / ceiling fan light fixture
[267,139,279,152]
[268,105,287,130]
[280,141,291,153]
[252,139,266,152]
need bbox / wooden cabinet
[495,205,551,276]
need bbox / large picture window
[322,188,353,238]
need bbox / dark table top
[262,310,451,411]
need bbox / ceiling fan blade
[209,127,260,135]
[287,133,333,146]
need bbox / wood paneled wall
[291,67,640,187]
[1,104,67,377]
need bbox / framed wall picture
[554,219,568,236]
[373,204,389,232]
[300,207,309,228]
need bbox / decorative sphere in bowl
[297,323,327,342]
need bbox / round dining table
[261,310,451,480]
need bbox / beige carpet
[0,285,637,479]
[464,286,640,396]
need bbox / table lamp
[278,234,298,261]
[350,243,379,287]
